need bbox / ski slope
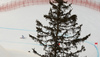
[0,2,100,57]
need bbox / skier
[20,35,25,39]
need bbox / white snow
[0,2,100,57]
[0,45,40,57]
[0,45,11,57]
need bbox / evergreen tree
[29,0,91,57]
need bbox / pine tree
[29,0,91,57]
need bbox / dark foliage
[29,0,90,57]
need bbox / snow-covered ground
[0,2,100,57]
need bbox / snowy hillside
[0,3,100,57]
